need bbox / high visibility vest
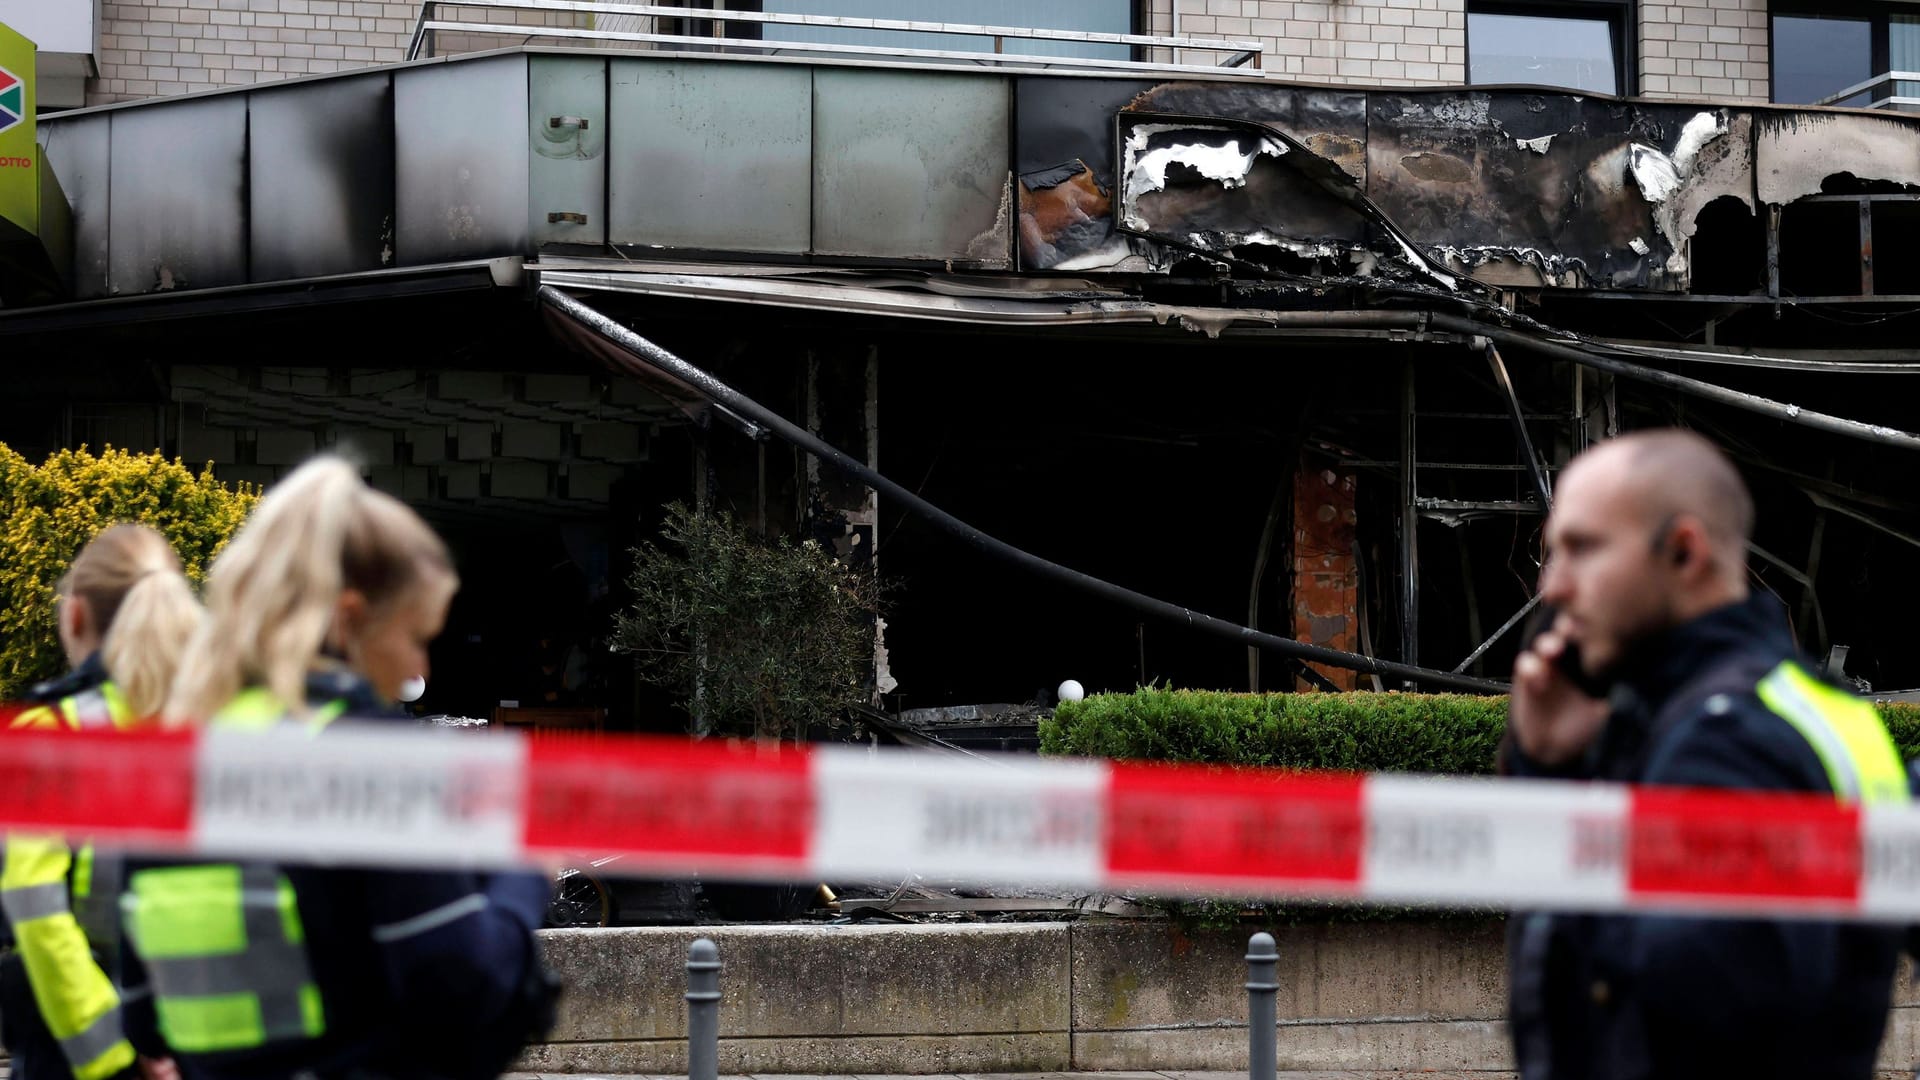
[9,682,130,733]
[1755,660,1911,806]
[1,683,139,1080]
[120,689,344,1056]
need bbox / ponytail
[167,455,453,724]
[103,569,202,717]
[60,523,203,719]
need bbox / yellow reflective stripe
[12,684,132,733]
[126,865,248,958]
[9,702,67,730]
[2,835,71,891]
[1757,661,1911,806]
[213,688,345,733]
[71,844,93,901]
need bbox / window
[1467,2,1629,95]
[1773,14,1873,105]
[664,1,1136,62]
[1772,5,1920,106]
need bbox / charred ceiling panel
[1645,111,1754,279]
[1117,115,1370,271]
[608,60,812,255]
[529,57,607,250]
[1123,81,1369,183]
[35,114,108,299]
[249,73,396,282]
[812,68,1011,266]
[394,53,530,267]
[1366,93,1750,290]
[107,95,247,296]
[1014,78,1370,273]
[1015,77,1151,272]
[1755,111,1920,205]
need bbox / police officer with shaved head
[1504,428,1908,1080]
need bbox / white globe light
[1057,679,1086,703]
[398,676,427,703]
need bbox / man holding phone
[1504,428,1908,1080]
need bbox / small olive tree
[613,503,883,742]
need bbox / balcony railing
[1813,70,1920,109]
[406,0,1265,74]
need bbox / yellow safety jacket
[2,683,139,1080]
[1754,659,1910,806]
[120,688,343,1056]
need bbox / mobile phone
[1519,602,1613,698]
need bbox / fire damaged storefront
[5,47,1920,717]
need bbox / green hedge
[1041,689,1920,927]
[1040,687,1920,772]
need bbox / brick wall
[1638,0,1769,102]
[1145,0,1466,86]
[86,0,601,106]
[86,0,1770,107]
[1143,0,1770,102]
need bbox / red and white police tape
[3,718,1918,921]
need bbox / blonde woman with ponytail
[122,455,558,1080]
[4,524,199,1080]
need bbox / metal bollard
[687,938,722,1080]
[1246,932,1278,1080]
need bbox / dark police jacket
[1502,592,1903,1080]
[120,672,560,1080]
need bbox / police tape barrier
[4,717,1920,921]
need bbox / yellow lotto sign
[0,20,35,239]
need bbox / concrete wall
[520,920,1513,1074]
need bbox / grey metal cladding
[812,68,1011,263]
[395,53,530,266]
[250,72,396,282]
[36,114,111,299]
[608,59,811,255]
[530,55,607,250]
[107,95,248,296]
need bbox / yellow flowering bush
[0,443,257,698]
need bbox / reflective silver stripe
[74,850,125,971]
[257,990,311,1042]
[58,1003,127,1069]
[370,894,489,944]
[1762,671,1863,800]
[1,880,72,923]
[70,689,114,730]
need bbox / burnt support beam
[1862,200,1876,297]
[1767,204,1782,313]
[805,345,893,700]
[1247,480,1286,693]
[1399,359,1419,680]
[1452,594,1543,675]
[1485,343,1553,509]
[1455,524,1485,677]
[1800,503,1830,657]
[541,286,1507,693]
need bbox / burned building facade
[4,12,1920,718]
